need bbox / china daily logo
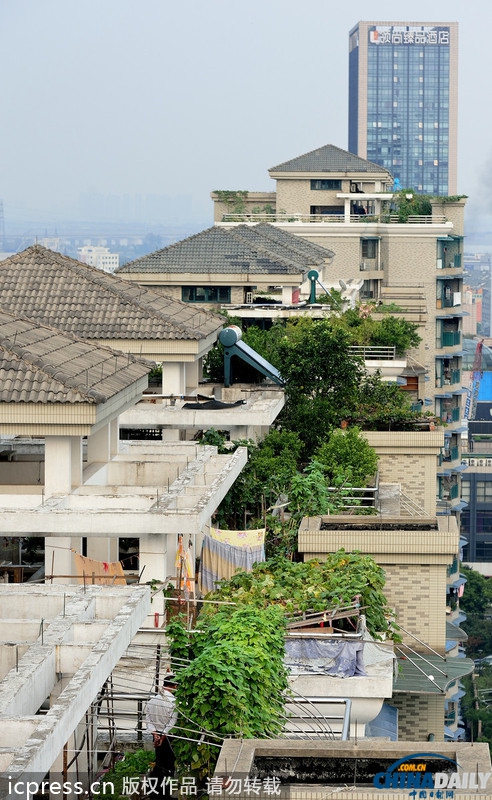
[373,753,491,791]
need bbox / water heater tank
[219,325,243,347]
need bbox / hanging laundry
[198,532,265,596]
[175,534,195,597]
[74,553,126,585]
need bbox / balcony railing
[443,446,460,462]
[441,331,461,347]
[442,407,461,424]
[349,345,396,360]
[221,213,448,225]
[439,370,461,388]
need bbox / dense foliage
[166,553,397,782]
[314,426,378,486]
[460,566,492,656]
[389,189,432,222]
[204,553,398,640]
[202,309,423,552]
[97,749,155,799]
[168,605,288,782]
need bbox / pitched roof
[269,144,392,175]
[251,223,334,261]
[118,224,333,276]
[0,310,151,404]
[0,245,223,341]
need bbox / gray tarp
[284,638,367,678]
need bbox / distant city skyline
[1,1,492,238]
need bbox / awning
[446,620,468,642]
[451,464,468,473]
[449,575,467,590]
[393,653,474,694]
[434,392,452,398]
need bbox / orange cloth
[74,553,126,585]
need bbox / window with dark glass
[310,179,342,190]
[362,239,378,259]
[310,206,344,216]
[182,287,231,303]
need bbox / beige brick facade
[365,431,444,515]
[298,515,459,740]
[273,177,390,217]
[390,694,444,741]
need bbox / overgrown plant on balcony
[166,553,398,785]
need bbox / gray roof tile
[269,144,392,175]
[0,245,223,341]
[118,224,334,276]
[0,310,151,404]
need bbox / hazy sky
[0,0,490,233]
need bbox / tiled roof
[251,223,334,261]
[0,245,223,341]
[118,224,334,275]
[0,310,151,404]
[269,144,392,175]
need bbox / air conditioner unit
[469,458,476,466]
[486,459,492,467]
[245,292,253,304]
[360,262,367,271]
[479,459,485,466]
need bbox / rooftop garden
[202,309,435,556]
[167,553,398,784]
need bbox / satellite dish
[339,279,348,290]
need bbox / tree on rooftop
[315,426,379,486]
[273,318,365,454]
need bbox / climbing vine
[166,553,398,783]
[214,190,249,217]
[168,605,288,782]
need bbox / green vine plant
[214,190,249,220]
[165,552,399,785]
[167,605,288,785]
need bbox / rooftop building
[212,143,467,519]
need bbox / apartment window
[476,481,492,503]
[182,286,231,303]
[361,239,378,259]
[310,179,342,190]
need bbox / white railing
[221,213,447,225]
[349,345,397,361]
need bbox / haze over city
[1,0,490,241]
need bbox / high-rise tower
[348,21,458,195]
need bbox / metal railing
[399,492,428,517]
[221,213,447,225]
[349,345,397,360]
